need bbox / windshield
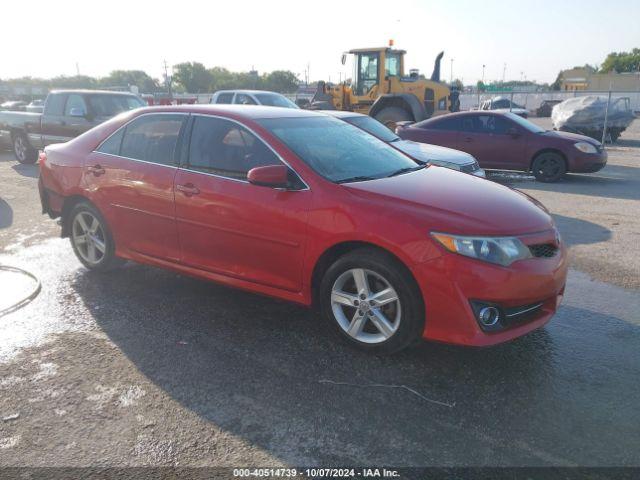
[346,115,400,143]
[88,95,145,117]
[254,93,298,109]
[257,116,419,183]
[504,112,545,133]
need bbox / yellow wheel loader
[311,46,458,130]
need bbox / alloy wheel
[331,268,401,344]
[14,137,27,162]
[72,212,107,266]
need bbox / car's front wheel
[320,248,424,354]
[69,202,123,271]
[13,133,37,164]
[531,152,566,182]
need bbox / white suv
[210,90,298,109]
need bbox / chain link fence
[460,90,640,114]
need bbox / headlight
[431,232,532,266]
[574,142,597,154]
[429,160,460,171]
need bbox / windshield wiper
[386,165,424,177]
[336,175,379,184]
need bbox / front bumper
[569,150,607,173]
[412,231,568,346]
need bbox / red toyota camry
[39,105,567,353]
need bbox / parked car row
[38,104,568,354]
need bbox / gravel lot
[0,118,639,470]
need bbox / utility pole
[450,58,454,84]
[163,60,172,98]
[502,63,506,84]
[482,64,486,84]
[75,62,80,76]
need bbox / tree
[172,62,214,93]
[49,75,98,89]
[451,78,464,90]
[600,48,640,73]
[100,70,159,92]
[476,80,486,92]
[262,70,299,93]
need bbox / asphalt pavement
[0,118,639,468]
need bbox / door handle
[176,183,200,196]
[464,137,473,143]
[87,164,105,176]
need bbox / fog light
[478,306,500,327]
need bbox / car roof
[132,104,323,120]
[49,89,139,96]
[320,110,365,119]
[214,90,285,96]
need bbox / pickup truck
[0,89,145,163]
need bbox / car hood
[540,130,602,146]
[343,167,554,236]
[393,140,476,166]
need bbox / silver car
[323,110,486,177]
[210,90,298,109]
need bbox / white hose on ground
[0,265,42,317]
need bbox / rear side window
[187,116,281,180]
[45,93,67,116]
[424,116,461,131]
[234,94,257,105]
[96,128,124,155]
[65,94,88,116]
[215,93,234,104]
[465,115,510,134]
[119,114,185,165]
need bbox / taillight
[38,151,47,165]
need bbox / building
[560,67,592,91]
[588,72,640,91]
[560,67,640,92]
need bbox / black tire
[319,247,424,354]
[374,107,412,131]
[531,152,566,183]
[13,132,37,164]
[68,201,124,272]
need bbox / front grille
[460,162,479,174]
[528,243,558,258]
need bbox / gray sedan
[322,110,485,177]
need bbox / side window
[430,117,461,131]
[234,94,257,105]
[65,94,87,116]
[120,114,185,165]
[45,93,66,116]
[96,128,124,155]
[188,116,281,180]
[215,93,234,104]
[473,115,509,134]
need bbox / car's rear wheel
[320,248,424,354]
[13,133,37,164]
[69,202,123,271]
[531,152,566,183]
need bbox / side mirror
[341,53,347,65]
[69,107,87,117]
[507,127,520,138]
[247,165,289,189]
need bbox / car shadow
[11,163,39,178]
[69,263,640,465]
[0,197,13,229]
[489,164,640,201]
[552,214,611,247]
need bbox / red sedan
[39,105,567,353]
[396,111,607,182]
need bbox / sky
[1,0,639,86]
